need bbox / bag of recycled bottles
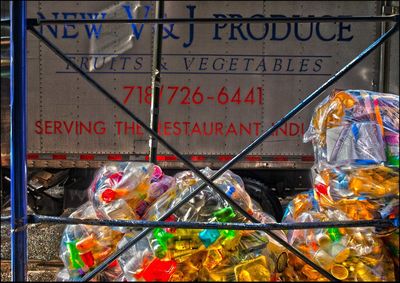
[281,191,396,281]
[58,202,124,281]
[118,168,289,282]
[89,162,174,224]
[304,89,399,169]
[311,165,399,220]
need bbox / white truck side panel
[3,1,393,169]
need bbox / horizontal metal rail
[0,15,399,26]
[0,215,397,231]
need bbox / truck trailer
[1,1,399,221]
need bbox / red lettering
[35,120,43,134]
[158,122,163,134]
[168,86,179,104]
[254,122,261,136]
[115,121,123,135]
[123,85,265,106]
[45,120,53,134]
[164,122,171,136]
[215,122,223,136]
[80,121,92,135]
[289,123,300,136]
[123,86,135,105]
[34,120,107,135]
[53,121,62,134]
[239,123,251,136]
[269,122,305,137]
[226,123,237,136]
[181,86,191,105]
[173,122,181,136]
[191,122,201,135]
[279,123,287,136]
[94,121,106,135]
[63,121,74,134]
[203,122,213,136]
[183,122,190,135]
[124,122,135,135]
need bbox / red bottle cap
[101,188,116,203]
[315,183,328,196]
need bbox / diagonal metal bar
[27,26,338,281]
[27,21,398,282]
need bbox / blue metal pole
[10,1,28,281]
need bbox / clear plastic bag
[304,90,399,169]
[119,168,288,281]
[312,165,399,216]
[89,163,174,233]
[58,202,124,281]
[281,192,396,281]
[293,89,399,281]
[89,162,154,221]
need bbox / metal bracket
[26,18,39,28]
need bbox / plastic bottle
[199,229,220,247]
[136,258,177,282]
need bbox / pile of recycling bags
[281,90,399,281]
[58,164,287,281]
[57,89,398,281]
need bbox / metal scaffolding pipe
[1,215,396,231]
[9,1,28,281]
[149,0,164,163]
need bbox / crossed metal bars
[5,1,399,281]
